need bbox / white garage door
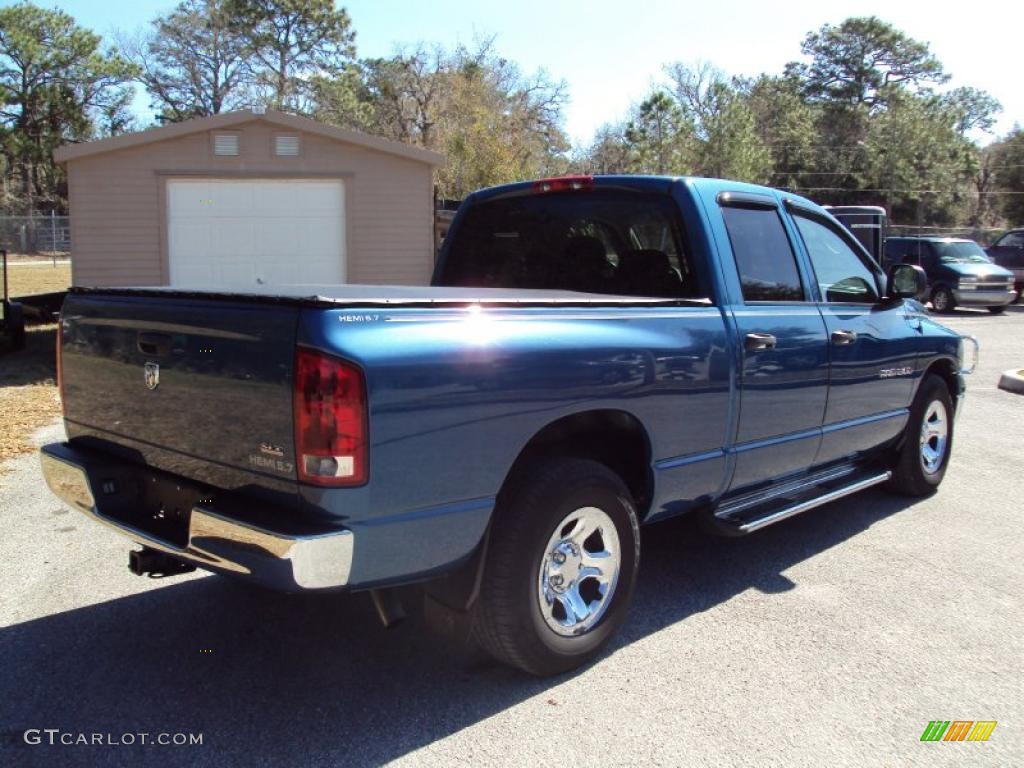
[167,179,345,289]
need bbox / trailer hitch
[129,547,196,578]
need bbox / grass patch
[0,323,59,468]
[6,262,71,297]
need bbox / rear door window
[720,206,804,302]
[438,190,702,298]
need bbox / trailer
[825,205,887,265]
[1,250,26,352]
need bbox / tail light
[532,175,594,194]
[56,318,66,416]
[293,347,368,486]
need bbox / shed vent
[213,133,240,156]
[275,135,301,157]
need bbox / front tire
[987,305,1006,314]
[887,374,954,496]
[930,286,955,313]
[472,457,640,676]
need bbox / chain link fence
[0,213,71,254]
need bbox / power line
[771,168,1024,177]
[781,186,1024,195]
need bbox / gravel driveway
[1,306,1021,767]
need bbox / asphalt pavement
[1,305,1021,767]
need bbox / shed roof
[54,108,445,166]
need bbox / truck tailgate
[60,292,300,506]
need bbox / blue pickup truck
[41,175,975,675]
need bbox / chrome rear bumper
[40,444,353,590]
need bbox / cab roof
[466,174,827,216]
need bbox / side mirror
[888,263,927,300]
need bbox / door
[167,179,345,289]
[789,210,917,464]
[719,201,830,491]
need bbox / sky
[17,0,1024,146]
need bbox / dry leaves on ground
[0,323,59,470]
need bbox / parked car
[41,176,975,676]
[985,229,1024,301]
[883,236,1017,313]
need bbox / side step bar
[716,464,858,519]
[715,470,892,535]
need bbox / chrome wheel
[931,288,950,312]
[537,506,621,637]
[919,400,948,475]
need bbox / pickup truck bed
[49,286,730,590]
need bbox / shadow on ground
[0,489,915,766]
[0,324,56,387]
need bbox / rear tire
[472,457,640,676]
[930,286,955,313]
[887,374,954,497]
[987,305,1006,314]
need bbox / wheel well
[922,358,959,407]
[504,410,654,518]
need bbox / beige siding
[67,120,435,287]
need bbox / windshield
[934,241,991,264]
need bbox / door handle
[744,332,777,351]
[831,329,858,346]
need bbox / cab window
[721,206,805,302]
[793,214,879,304]
[439,190,702,298]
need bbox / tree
[990,129,1024,224]
[314,39,568,199]
[307,61,374,132]
[575,124,633,174]
[698,91,772,182]
[786,17,948,110]
[664,63,771,181]
[355,45,448,144]
[863,91,976,224]
[229,0,356,111]
[742,75,818,189]
[0,1,135,213]
[969,144,1000,228]
[941,87,1001,136]
[128,0,254,122]
[436,43,569,197]
[623,91,692,174]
